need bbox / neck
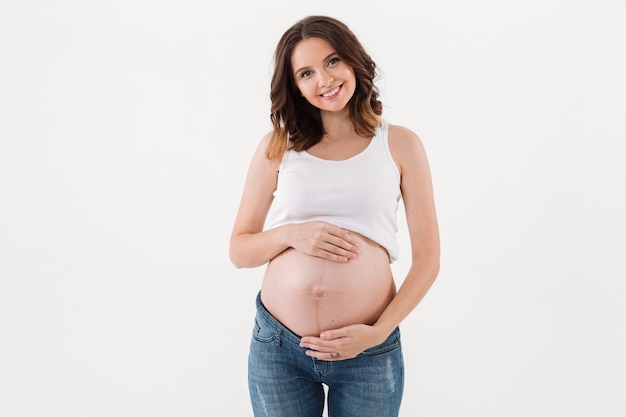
[321,109,353,138]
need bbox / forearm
[229,225,290,269]
[373,257,440,338]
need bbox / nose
[320,72,335,87]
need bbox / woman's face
[290,37,356,113]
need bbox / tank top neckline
[300,127,380,163]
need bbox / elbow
[429,243,441,278]
[430,250,441,278]
[412,251,440,280]
[230,260,247,270]
[432,259,441,279]
[229,247,246,269]
[230,232,273,269]
[228,238,243,268]
[229,244,259,269]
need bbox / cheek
[345,70,357,93]
[343,68,356,82]
[297,82,316,98]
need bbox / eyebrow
[293,52,337,75]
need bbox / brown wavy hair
[266,15,383,163]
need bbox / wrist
[277,223,294,248]
[371,322,395,345]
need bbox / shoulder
[246,130,282,176]
[387,123,421,144]
[387,123,427,165]
[258,130,273,149]
[254,130,278,160]
[386,123,434,197]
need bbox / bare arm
[228,135,281,268]
[372,124,440,336]
[229,134,361,269]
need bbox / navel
[310,284,326,298]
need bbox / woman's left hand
[299,324,385,361]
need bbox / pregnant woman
[229,15,440,417]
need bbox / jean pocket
[251,317,280,343]
[358,327,401,357]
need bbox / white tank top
[268,119,402,262]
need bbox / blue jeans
[248,292,404,417]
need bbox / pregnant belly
[260,233,396,337]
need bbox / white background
[1,1,625,416]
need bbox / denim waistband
[255,291,303,344]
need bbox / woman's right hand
[283,221,360,262]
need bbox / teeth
[323,86,340,97]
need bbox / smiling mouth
[321,85,341,97]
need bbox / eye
[327,57,340,66]
[300,70,312,78]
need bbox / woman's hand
[284,221,360,262]
[299,324,385,361]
